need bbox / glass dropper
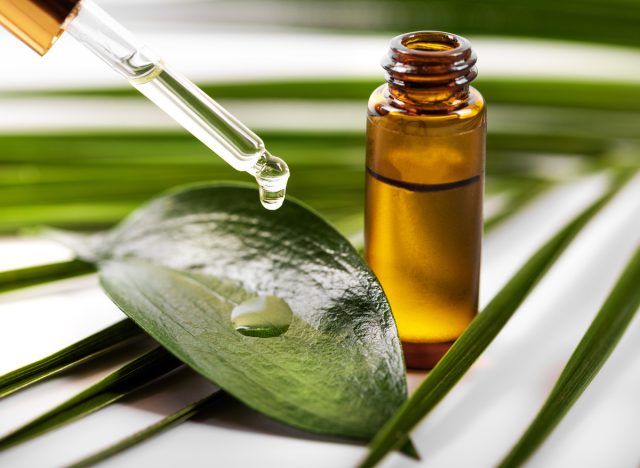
[2,0,290,210]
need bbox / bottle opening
[401,32,460,52]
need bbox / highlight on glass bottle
[364,31,486,369]
[0,0,289,210]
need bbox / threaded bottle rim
[382,31,477,90]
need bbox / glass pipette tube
[65,0,289,209]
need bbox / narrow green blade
[499,246,640,467]
[0,260,95,295]
[0,319,144,398]
[0,347,181,451]
[360,173,630,467]
[22,78,640,113]
[68,391,228,468]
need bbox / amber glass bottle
[365,31,486,369]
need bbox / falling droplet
[250,152,290,210]
[231,295,293,338]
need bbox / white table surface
[1,173,639,468]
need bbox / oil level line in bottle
[366,167,481,192]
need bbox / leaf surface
[61,183,406,439]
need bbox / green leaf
[157,0,640,48]
[0,347,181,451]
[55,183,407,440]
[68,391,228,468]
[499,246,640,467]
[0,320,144,398]
[12,78,640,113]
[0,259,94,295]
[360,172,631,467]
[0,121,631,234]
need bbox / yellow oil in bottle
[365,31,486,369]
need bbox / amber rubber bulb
[365,31,486,369]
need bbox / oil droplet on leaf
[231,295,293,338]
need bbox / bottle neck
[382,31,477,113]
